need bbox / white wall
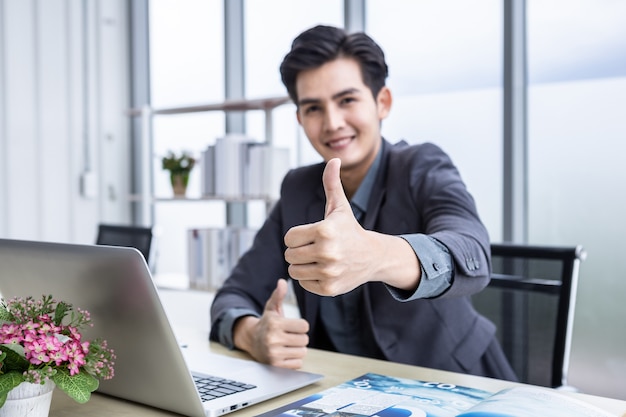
[0,0,131,244]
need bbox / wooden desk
[50,339,626,416]
[49,289,626,416]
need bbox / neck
[340,140,382,199]
[340,172,361,200]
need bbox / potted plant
[0,294,115,416]
[162,150,196,197]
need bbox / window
[148,0,342,274]
[527,0,626,399]
[149,0,225,274]
[367,0,503,239]
[244,0,342,167]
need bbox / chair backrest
[95,223,154,267]
[472,243,586,388]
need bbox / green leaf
[0,306,10,322]
[0,371,26,399]
[54,301,72,326]
[0,346,28,372]
[52,369,99,404]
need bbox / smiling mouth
[326,136,354,149]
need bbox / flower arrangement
[0,295,115,407]
[162,150,197,196]
[161,150,196,176]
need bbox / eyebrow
[297,88,361,107]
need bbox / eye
[340,96,356,105]
[303,104,321,114]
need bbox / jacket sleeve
[396,142,491,298]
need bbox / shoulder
[385,140,457,177]
[284,161,325,180]
[277,161,326,227]
[282,161,325,189]
[279,161,325,202]
[387,140,450,163]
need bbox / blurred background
[0,0,624,400]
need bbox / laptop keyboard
[193,375,257,402]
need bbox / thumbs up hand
[232,279,310,369]
[322,157,352,219]
[284,158,378,296]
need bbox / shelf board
[126,96,291,117]
[128,194,274,203]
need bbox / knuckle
[284,248,292,264]
[316,221,335,240]
[319,263,342,279]
[287,263,298,279]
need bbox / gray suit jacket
[211,139,511,377]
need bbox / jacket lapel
[361,139,391,230]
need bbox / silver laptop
[0,238,322,417]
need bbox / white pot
[0,380,55,417]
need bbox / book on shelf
[200,145,215,196]
[247,143,290,199]
[258,372,618,417]
[201,134,290,199]
[214,134,250,198]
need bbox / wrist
[375,233,421,291]
[232,315,258,353]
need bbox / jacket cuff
[216,308,260,349]
[387,234,454,300]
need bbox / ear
[296,108,302,125]
[376,86,392,120]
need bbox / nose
[323,106,344,131]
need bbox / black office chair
[95,223,154,267]
[472,243,586,389]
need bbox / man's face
[295,57,391,178]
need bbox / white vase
[0,380,55,417]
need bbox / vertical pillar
[503,0,528,243]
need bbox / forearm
[370,232,455,300]
[369,231,422,291]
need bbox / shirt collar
[350,145,383,215]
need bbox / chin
[325,148,361,165]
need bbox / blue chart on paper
[258,372,494,417]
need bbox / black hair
[279,25,389,104]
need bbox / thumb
[323,158,350,218]
[264,278,287,316]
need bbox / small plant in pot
[0,294,115,413]
[162,150,197,197]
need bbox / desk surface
[50,339,626,417]
[49,288,626,417]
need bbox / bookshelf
[126,96,292,226]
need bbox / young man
[210,25,517,381]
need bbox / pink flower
[50,348,69,366]
[0,323,20,335]
[25,339,50,364]
[23,320,40,331]
[1,294,115,386]
[67,326,81,341]
[1,335,22,346]
[0,324,24,345]
[44,334,62,351]
[39,321,60,334]
[22,329,38,343]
